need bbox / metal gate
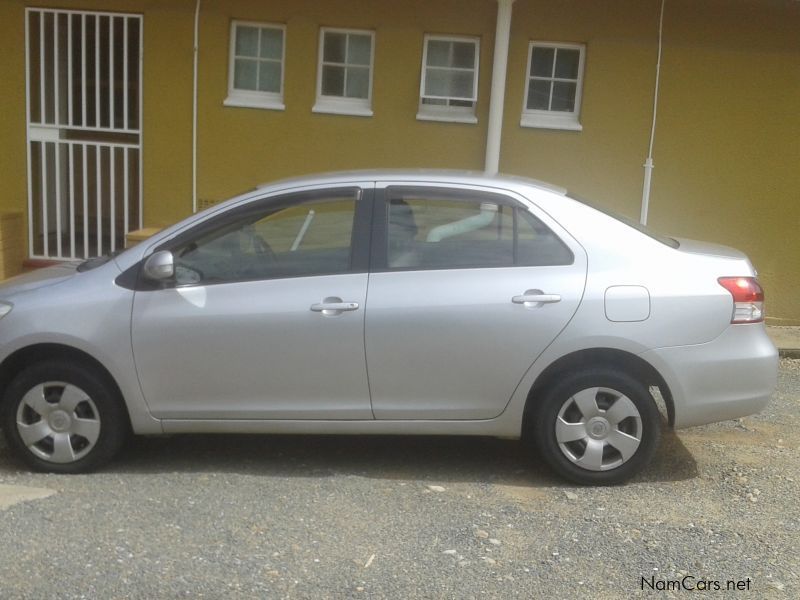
[25,8,142,259]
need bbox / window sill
[223,95,285,111]
[312,100,373,118]
[416,111,478,125]
[520,113,582,131]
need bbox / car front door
[365,184,587,420]
[131,184,374,420]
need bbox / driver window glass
[173,191,358,285]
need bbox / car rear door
[365,183,587,420]
[131,184,374,420]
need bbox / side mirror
[142,250,175,281]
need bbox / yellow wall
[0,0,195,233]
[650,0,800,325]
[501,0,659,217]
[196,0,495,203]
[0,1,28,232]
[0,0,798,323]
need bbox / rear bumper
[640,324,778,429]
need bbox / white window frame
[417,34,480,124]
[521,41,585,131]
[224,20,286,111]
[312,27,375,117]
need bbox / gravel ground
[0,359,797,599]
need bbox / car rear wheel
[532,368,661,485]
[1,360,128,473]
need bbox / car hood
[673,238,748,260]
[0,263,80,298]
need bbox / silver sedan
[0,171,778,484]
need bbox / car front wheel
[532,368,662,485]
[1,360,128,473]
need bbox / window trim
[312,27,375,118]
[417,34,480,125]
[224,20,287,111]
[521,41,585,131]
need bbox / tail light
[718,277,764,323]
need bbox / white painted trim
[223,91,285,111]
[226,20,286,111]
[641,0,666,225]
[521,41,586,132]
[484,0,514,174]
[25,8,144,259]
[192,0,200,214]
[138,16,144,231]
[29,122,141,135]
[520,113,583,131]
[311,99,373,118]
[418,33,480,122]
[415,108,478,125]
[314,27,375,116]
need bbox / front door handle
[512,290,562,305]
[310,296,360,316]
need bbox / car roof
[256,169,568,196]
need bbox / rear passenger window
[515,208,574,266]
[385,189,572,270]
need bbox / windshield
[568,195,680,249]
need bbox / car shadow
[0,424,697,486]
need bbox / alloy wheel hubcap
[555,387,643,471]
[15,382,101,464]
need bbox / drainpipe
[640,0,666,225]
[484,0,515,175]
[192,0,201,213]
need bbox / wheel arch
[0,343,132,433]
[523,347,675,431]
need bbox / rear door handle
[310,296,360,316]
[512,291,562,305]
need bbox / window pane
[387,195,513,269]
[234,58,258,90]
[426,40,451,67]
[450,99,474,108]
[258,61,281,93]
[554,48,580,79]
[256,198,355,254]
[451,70,475,100]
[345,66,369,98]
[527,79,552,110]
[551,81,577,111]
[321,65,345,96]
[323,32,346,63]
[515,209,573,266]
[452,42,476,69]
[530,46,555,77]
[424,68,450,97]
[174,194,357,284]
[259,28,283,60]
[235,26,259,57]
[347,34,371,66]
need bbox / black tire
[1,360,129,473]
[531,368,661,485]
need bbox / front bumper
[640,324,778,429]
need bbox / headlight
[0,301,13,319]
